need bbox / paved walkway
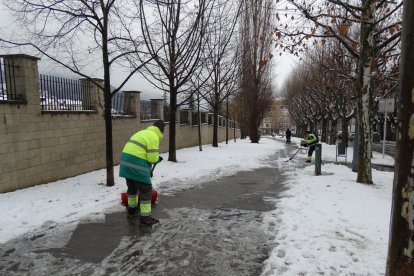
[0,144,299,276]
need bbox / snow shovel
[285,147,302,162]
[150,156,163,178]
[150,163,157,178]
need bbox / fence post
[150,98,164,120]
[124,91,141,116]
[0,54,40,109]
[315,143,322,176]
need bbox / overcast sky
[0,3,295,99]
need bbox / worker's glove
[300,140,308,147]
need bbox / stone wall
[0,54,240,193]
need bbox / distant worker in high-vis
[301,130,319,163]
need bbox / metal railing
[39,74,93,111]
[208,114,213,125]
[140,100,152,120]
[0,58,19,101]
[112,93,122,114]
[180,110,189,124]
[201,113,207,124]
[164,105,170,122]
[192,113,198,125]
[112,93,127,115]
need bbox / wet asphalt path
[0,144,298,276]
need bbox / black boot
[127,207,138,218]
[139,216,159,226]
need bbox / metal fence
[39,74,93,111]
[208,114,213,125]
[192,113,198,125]
[180,110,189,124]
[164,105,170,122]
[140,100,152,120]
[0,58,19,101]
[112,93,125,115]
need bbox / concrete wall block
[0,142,7,154]
[17,164,40,180]
[37,121,49,131]
[39,137,58,148]
[0,142,18,154]
[57,136,69,146]
[15,157,31,171]
[0,154,17,173]
[39,149,53,165]
[63,158,75,167]
[21,149,40,161]
[38,130,54,140]
[0,127,5,135]
[27,138,40,150]
[0,173,12,190]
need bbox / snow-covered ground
[0,136,394,275]
[261,138,393,276]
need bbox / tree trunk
[104,76,114,187]
[226,96,229,144]
[212,107,219,147]
[341,115,349,146]
[197,90,202,151]
[249,102,260,143]
[330,119,337,145]
[386,1,414,274]
[102,22,114,187]
[356,0,375,184]
[321,118,327,143]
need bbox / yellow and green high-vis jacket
[119,126,163,185]
[305,133,319,146]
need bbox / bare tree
[232,88,249,139]
[275,0,402,183]
[238,0,275,143]
[183,0,242,147]
[386,1,414,274]
[199,10,241,146]
[135,0,215,162]
[1,0,155,186]
[282,85,308,137]
[282,40,357,146]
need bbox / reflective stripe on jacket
[119,126,163,184]
[306,133,318,146]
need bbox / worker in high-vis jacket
[301,130,319,163]
[119,120,164,226]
